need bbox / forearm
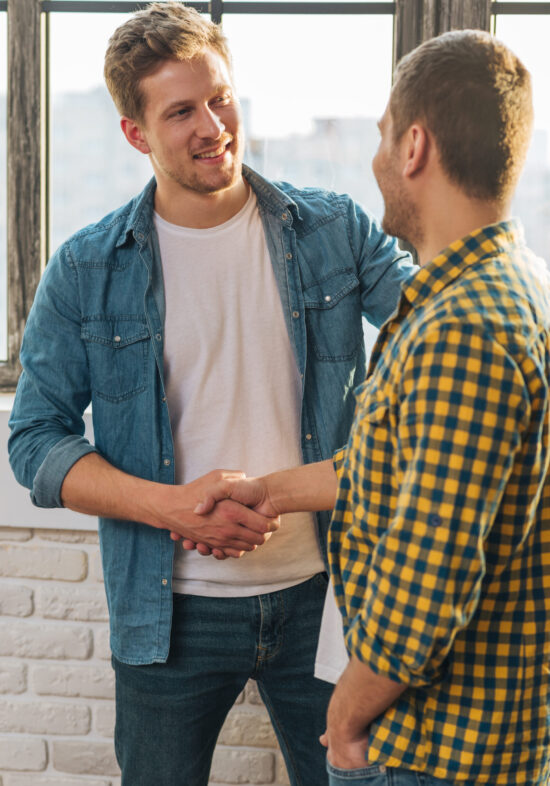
[263,459,338,514]
[60,452,167,526]
[328,655,406,742]
[61,454,277,551]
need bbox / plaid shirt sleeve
[344,322,531,686]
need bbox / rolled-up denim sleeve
[8,243,98,508]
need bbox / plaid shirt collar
[402,219,525,310]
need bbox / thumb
[194,496,216,515]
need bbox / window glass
[0,13,7,361]
[225,13,391,218]
[225,13,393,352]
[49,13,154,254]
[494,15,550,265]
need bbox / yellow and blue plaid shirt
[329,220,550,783]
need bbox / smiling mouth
[193,140,232,160]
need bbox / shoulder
[275,180,367,223]
[51,193,145,272]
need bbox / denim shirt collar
[114,164,302,251]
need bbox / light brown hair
[104,1,232,124]
[390,30,533,203]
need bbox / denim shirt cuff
[31,435,98,508]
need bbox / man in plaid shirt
[193,29,550,784]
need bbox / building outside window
[1,0,550,386]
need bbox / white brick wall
[0,528,291,786]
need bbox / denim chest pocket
[81,316,150,403]
[303,271,362,361]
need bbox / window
[494,11,550,264]
[0,11,6,362]
[49,12,153,251]
[5,0,548,390]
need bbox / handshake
[171,470,280,560]
[164,460,337,560]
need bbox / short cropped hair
[390,30,533,203]
[104,1,232,124]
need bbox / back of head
[390,30,533,205]
[104,1,231,124]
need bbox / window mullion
[4,0,42,390]
[394,0,492,67]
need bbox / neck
[154,176,249,229]
[414,185,509,266]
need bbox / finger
[170,531,182,541]
[223,501,280,535]
[212,547,245,559]
[319,732,328,748]
[196,542,213,556]
[182,539,197,550]
[194,495,217,515]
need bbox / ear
[402,123,430,179]
[120,116,152,155]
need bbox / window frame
[2,0,547,390]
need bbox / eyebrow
[161,84,233,118]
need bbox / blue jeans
[327,762,455,786]
[113,573,334,786]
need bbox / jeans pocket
[326,758,386,783]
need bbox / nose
[195,105,225,139]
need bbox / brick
[234,689,245,705]
[0,545,87,582]
[91,551,104,584]
[245,680,263,706]
[274,751,291,786]
[0,736,47,771]
[35,585,108,622]
[0,529,32,542]
[0,622,92,660]
[37,529,98,544]
[52,740,120,776]
[6,778,110,786]
[0,662,27,694]
[218,708,278,748]
[94,628,112,661]
[95,703,116,737]
[33,663,114,699]
[0,585,33,617]
[210,749,275,784]
[0,700,90,735]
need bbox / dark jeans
[327,762,456,786]
[113,573,334,786]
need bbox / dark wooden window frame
[2,0,546,390]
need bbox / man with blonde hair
[8,3,415,784]
[199,29,550,785]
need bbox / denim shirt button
[379,765,386,773]
[163,458,171,466]
[286,252,292,260]
[161,578,168,586]
[114,335,121,343]
[155,333,162,341]
[305,433,312,441]
[281,212,288,221]
[292,311,300,318]
[324,295,332,303]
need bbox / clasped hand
[170,471,278,559]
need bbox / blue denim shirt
[9,166,415,664]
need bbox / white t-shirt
[154,188,325,597]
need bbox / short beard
[381,196,424,252]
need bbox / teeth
[196,145,227,159]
